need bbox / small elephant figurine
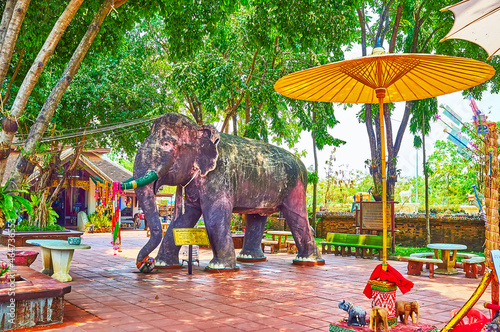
[370,306,390,332]
[395,300,419,324]
[338,300,367,326]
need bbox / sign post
[173,228,210,275]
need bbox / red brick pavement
[2,231,493,331]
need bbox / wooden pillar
[484,123,499,306]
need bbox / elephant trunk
[135,181,162,272]
[121,171,158,190]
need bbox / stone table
[427,243,467,275]
[26,239,91,282]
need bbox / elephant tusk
[121,171,158,190]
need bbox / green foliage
[12,218,65,232]
[148,0,357,149]
[88,213,111,229]
[307,171,319,185]
[409,98,438,136]
[425,139,482,205]
[27,193,58,226]
[0,181,33,227]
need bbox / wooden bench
[354,235,393,259]
[286,239,297,253]
[321,233,392,259]
[404,257,443,278]
[462,257,486,278]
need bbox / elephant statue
[127,113,322,272]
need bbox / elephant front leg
[156,205,201,267]
[202,201,238,271]
[237,214,267,261]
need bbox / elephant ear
[195,124,220,176]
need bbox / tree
[356,0,500,201]
[148,1,358,143]
[409,97,438,244]
[145,1,358,230]
[427,138,484,206]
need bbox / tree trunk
[232,113,237,135]
[0,0,84,182]
[7,0,127,189]
[311,112,318,234]
[0,0,17,52]
[0,0,30,86]
[423,113,430,245]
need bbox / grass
[392,245,485,261]
[267,235,485,262]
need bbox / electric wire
[13,116,159,146]
[25,123,155,155]
[13,115,160,137]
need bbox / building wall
[316,214,486,252]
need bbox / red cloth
[363,264,414,299]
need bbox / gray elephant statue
[127,113,323,272]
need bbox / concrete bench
[456,253,479,259]
[261,240,279,253]
[409,252,435,258]
[404,257,443,278]
[462,257,486,278]
[454,253,479,268]
[409,252,436,271]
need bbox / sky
[295,90,499,179]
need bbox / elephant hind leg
[281,180,322,262]
[237,214,267,259]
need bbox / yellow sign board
[173,228,210,246]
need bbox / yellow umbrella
[274,45,494,269]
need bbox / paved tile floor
[3,230,493,331]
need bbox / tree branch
[375,0,394,43]
[7,0,127,189]
[419,26,444,53]
[2,47,24,104]
[393,101,413,156]
[0,0,84,182]
[389,4,403,53]
[0,0,17,52]
[0,0,30,87]
[356,6,367,56]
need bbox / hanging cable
[13,116,159,146]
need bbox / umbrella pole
[377,92,388,271]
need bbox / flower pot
[9,251,39,266]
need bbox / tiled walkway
[4,231,493,331]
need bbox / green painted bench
[321,233,392,259]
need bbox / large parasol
[441,0,500,60]
[274,44,494,269]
